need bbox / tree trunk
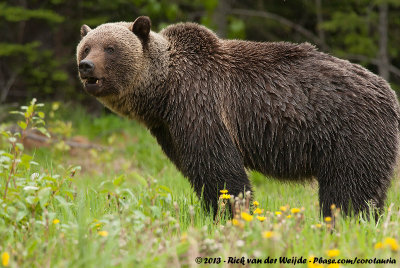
[378,2,389,80]
[315,0,326,50]
[213,0,230,38]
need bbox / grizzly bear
[77,16,400,218]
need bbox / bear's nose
[79,60,95,75]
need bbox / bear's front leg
[169,117,252,217]
[150,124,182,171]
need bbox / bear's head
[76,16,153,98]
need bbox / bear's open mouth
[86,77,100,85]
[84,77,102,86]
[82,77,104,95]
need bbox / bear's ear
[81,25,91,38]
[132,16,151,43]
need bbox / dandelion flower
[327,264,340,268]
[315,223,322,228]
[181,232,187,242]
[1,252,9,267]
[324,216,332,222]
[232,218,244,228]
[307,256,324,268]
[286,215,292,219]
[326,249,340,257]
[383,237,399,251]
[253,201,259,206]
[241,212,253,222]
[291,208,301,214]
[256,216,266,222]
[374,242,383,249]
[307,256,315,268]
[220,194,231,199]
[220,189,228,194]
[262,231,275,239]
[254,207,264,214]
[53,219,60,224]
[98,230,109,237]
[275,211,282,216]
[279,206,287,212]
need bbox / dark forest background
[1,0,400,112]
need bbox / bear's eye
[105,46,114,54]
[84,47,90,55]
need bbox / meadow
[0,100,399,267]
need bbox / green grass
[0,103,399,267]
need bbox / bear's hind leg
[317,164,390,220]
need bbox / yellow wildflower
[262,231,275,239]
[254,207,264,214]
[220,189,228,194]
[241,212,253,222]
[307,255,324,268]
[53,219,60,224]
[1,252,9,267]
[325,216,332,222]
[327,264,340,268]
[98,230,109,237]
[181,232,187,242]
[383,237,399,251]
[220,194,231,199]
[280,206,287,212]
[275,211,282,216]
[232,218,244,228]
[374,242,383,249]
[256,216,266,222]
[326,249,340,258]
[253,201,259,206]
[286,215,292,219]
[307,256,316,268]
[315,223,322,228]
[291,208,301,214]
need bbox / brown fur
[77,17,400,218]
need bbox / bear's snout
[79,60,95,76]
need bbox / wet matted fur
[77,16,400,218]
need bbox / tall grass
[0,102,399,267]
